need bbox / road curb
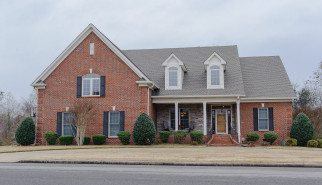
[18,160,322,168]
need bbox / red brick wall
[240,102,293,145]
[36,32,151,144]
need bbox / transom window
[258,108,269,130]
[210,65,220,85]
[168,67,178,87]
[109,111,120,137]
[82,74,100,96]
[62,112,76,136]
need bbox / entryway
[212,108,228,134]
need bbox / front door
[216,109,227,134]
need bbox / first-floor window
[170,109,175,130]
[109,111,120,137]
[258,108,269,130]
[63,112,75,136]
[169,108,189,130]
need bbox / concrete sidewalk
[1,146,322,167]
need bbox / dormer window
[210,65,220,85]
[168,67,178,87]
[162,54,187,90]
[204,51,226,89]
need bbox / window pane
[82,79,91,96]
[211,69,220,85]
[63,124,74,135]
[259,109,268,119]
[170,109,175,130]
[92,78,100,95]
[179,109,189,130]
[109,112,120,136]
[258,119,268,130]
[63,113,75,136]
[169,71,178,86]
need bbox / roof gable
[32,24,152,87]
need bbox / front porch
[154,99,241,144]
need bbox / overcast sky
[1,0,321,99]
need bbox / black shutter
[103,111,109,136]
[77,76,82,98]
[268,107,274,131]
[57,112,63,136]
[100,76,106,97]
[253,108,258,131]
[119,111,125,131]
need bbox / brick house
[32,24,295,145]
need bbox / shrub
[92,134,106,145]
[264,131,278,145]
[133,113,156,145]
[159,131,171,143]
[59,135,74,145]
[284,138,297,146]
[291,113,314,146]
[316,139,322,148]
[44,131,59,145]
[246,132,259,142]
[190,130,204,144]
[83,137,91,145]
[307,140,318,148]
[15,117,35,146]
[117,131,131,145]
[174,131,188,144]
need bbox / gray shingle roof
[123,46,245,96]
[122,47,294,99]
[239,56,295,98]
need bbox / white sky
[1,0,321,99]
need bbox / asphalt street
[0,163,322,185]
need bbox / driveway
[0,146,322,166]
[1,163,322,185]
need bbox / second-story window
[210,65,220,85]
[82,75,100,96]
[168,67,178,87]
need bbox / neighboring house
[32,24,295,145]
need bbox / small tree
[133,113,156,145]
[15,117,35,146]
[290,113,314,146]
[71,100,94,146]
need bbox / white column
[203,102,207,135]
[175,102,179,131]
[236,98,241,143]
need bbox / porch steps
[207,134,239,146]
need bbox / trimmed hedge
[83,137,91,145]
[246,132,259,142]
[59,135,74,145]
[264,131,278,145]
[133,113,156,145]
[307,140,318,148]
[190,130,203,144]
[92,134,106,145]
[15,117,35,146]
[174,131,187,144]
[44,131,59,145]
[284,138,297,146]
[117,131,131,145]
[317,139,322,148]
[291,113,314,146]
[159,131,171,143]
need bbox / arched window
[210,65,220,85]
[82,73,100,96]
[168,67,178,87]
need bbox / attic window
[168,67,178,87]
[90,43,94,55]
[210,65,220,85]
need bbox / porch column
[175,102,179,131]
[203,102,207,135]
[236,98,241,143]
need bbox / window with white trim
[82,77,100,96]
[109,111,120,137]
[258,108,269,130]
[62,112,75,136]
[210,65,220,85]
[168,67,178,87]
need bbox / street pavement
[0,163,322,185]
